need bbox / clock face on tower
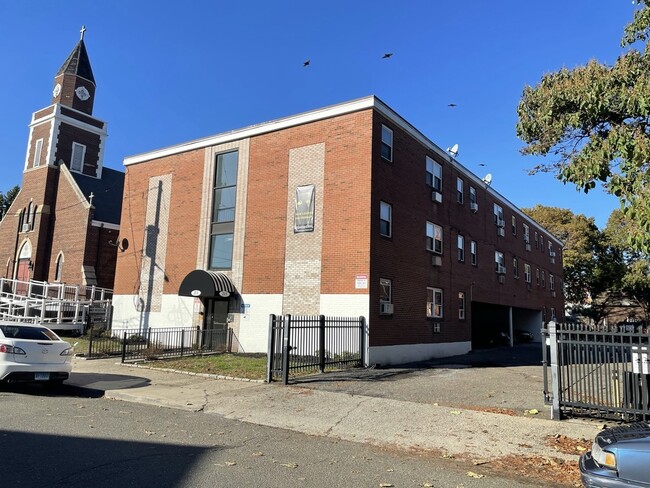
[75,86,90,101]
[53,83,61,97]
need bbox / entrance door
[15,259,30,296]
[203,299,229,351]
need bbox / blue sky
[0,1,636,229]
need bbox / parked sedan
[580,422,650,487]
[0,322,73,385]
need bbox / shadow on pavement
[1,430,212,488]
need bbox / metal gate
[266,314,366,384]
[543,320,650,421]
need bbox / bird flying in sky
[382,53,393,59]
[303,60,310,67]
[448,103,457,107]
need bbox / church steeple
[51,26,96,115]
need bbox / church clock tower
[24,26,107,179]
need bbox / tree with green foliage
[0,185,20,221]
[522,205,626,323]
[517,1,650,251]
[604,209,650,322]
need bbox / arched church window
[54,252,64,282]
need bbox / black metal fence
[267,314,366,384]
[543,321,650,421]
[83,326,232,361]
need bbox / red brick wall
[54,122,101,177]
[244,110,374,294]
[114,151,205,295]
[369,111,564,347]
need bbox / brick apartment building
[112,96,563,365]
[0,31,124,290]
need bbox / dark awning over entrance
[178,270,237,298]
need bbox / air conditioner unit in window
[525,244,531,252]
[496,264,506,274]
[432,255,442,267]
[496,218,505,228]
[549,251,556,257]
[550,257,555,265]
[21,223,30,232]
[470,202,478,213]
[432,191,442,203]
[523,235,530,244]
[380,302,394,315]
[497,228,505,237]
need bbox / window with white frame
[495,251,505,273]
[456,177,463,204]
[523,223,530,244]
[426,156,442,192]
[380,201,392,237]
[550,274,555,291]
[511,216,517,235]
[71,142,86,173]
[536,268,540,286]
[426,221,443,254]
[548,241,554,256]
[541,270,546,288]
[493,204,504,227]
[540,235,544,250]
[427,287,443,319]
[381,125,393,161]
[380,278,392,302]
[470,240,477,266]
[469,186,477,206]
[535,231,539,248]
[513,257,519,278]
[458,291,466,320]
[524,263,532,283]
[457,234,464,261]
[33,138,43,168]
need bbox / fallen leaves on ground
[487,455,580,487]
[546,434,591,456]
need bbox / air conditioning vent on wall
[380,302,394,315]
[432,191,442,203]
[432,255,442,267]
[470,202,478,213]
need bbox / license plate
[35,372,50,381]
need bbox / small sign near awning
[294,184,315,233]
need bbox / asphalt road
[0,382,545,488]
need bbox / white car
[0,322,73,385]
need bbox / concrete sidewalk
[68,357,600,465]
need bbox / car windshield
[0,325,59,341]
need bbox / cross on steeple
[80,25,86,40]
[89,192,94,205]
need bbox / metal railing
[267,314,366,384]
[544,321,650,421]
[83,326,232,361]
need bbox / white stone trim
[91,220,119,230]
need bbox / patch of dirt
[487,454,582,487]
[546,434,591,456]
